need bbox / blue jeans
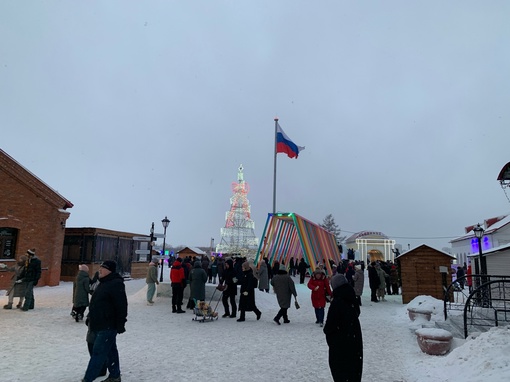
[84,329,120,382]
[315,307,325,323]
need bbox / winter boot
[3,303,12,310]
[101,376,121,382]
[16,303,22,309]
[176,306,185,313]
[172,306,177,313]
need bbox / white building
[467,243,510,277]
[344,231,396,264]
[450,213,510,268]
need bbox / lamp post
[473,224,487,275]
[160,216,170,282]
[473,223,489,306]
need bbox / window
[0,228,18,259]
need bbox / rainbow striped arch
[254,212,342,275]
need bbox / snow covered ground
[1,272,509,382]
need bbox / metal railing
[443,274,510,320]
[441,276,510,338]
[463,280,510,338]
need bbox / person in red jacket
[466,264,473,293]
[170,257,186,313]
[307,268,332,327]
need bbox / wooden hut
[397,244,455,304]
[176,246,207,260]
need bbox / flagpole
[273,117,278,214]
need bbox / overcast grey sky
[2,1,509,251]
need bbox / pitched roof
[396,244,455,259]
[0,149,73,209]
[345,230,389,242]
[176,246,207,255]
[452,214,510,243]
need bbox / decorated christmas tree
[216,164,259,257]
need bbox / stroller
[192,287,223,323]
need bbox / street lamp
[473,223,489,306]
[160,216,170,282]
[473,224,487,275]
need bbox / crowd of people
[0,248,42,311]
[2,250,395,382]
[151,254,368,382]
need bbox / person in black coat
[323,274,363,382]
[21,248,42,311]
[82,261,128,382]
[271,260,280,281]
[289,257,296,277]
[367,262,380,303]
[237,261,261,322]
[297,258,310,284]
[220,259,238,318]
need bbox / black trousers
[370,287,378,302]
[275,307,289,321]
[239,305,261,320]
[222,293,237,316]
[172,284,184,308]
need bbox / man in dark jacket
[220,259,238,318]
[323,274,363,382]
[22,248,41,311]
[82,260,128,382]
[297,258,310,284]
[368,262,380,303]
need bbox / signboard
[133,236,151,242]
[135,249,151,255]
[153,233,166,238]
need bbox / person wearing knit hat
[72,264,91,322]
[220,259,238,318]
[330,274,348,290]
[271,262,297,325]
[83,259,127,382]
[21,248,41,311]
[146,258,160,306]
[324,267,363,382]
[100,260,117,273]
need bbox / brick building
[0,149,73,289]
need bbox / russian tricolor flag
[276,123,305,159]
